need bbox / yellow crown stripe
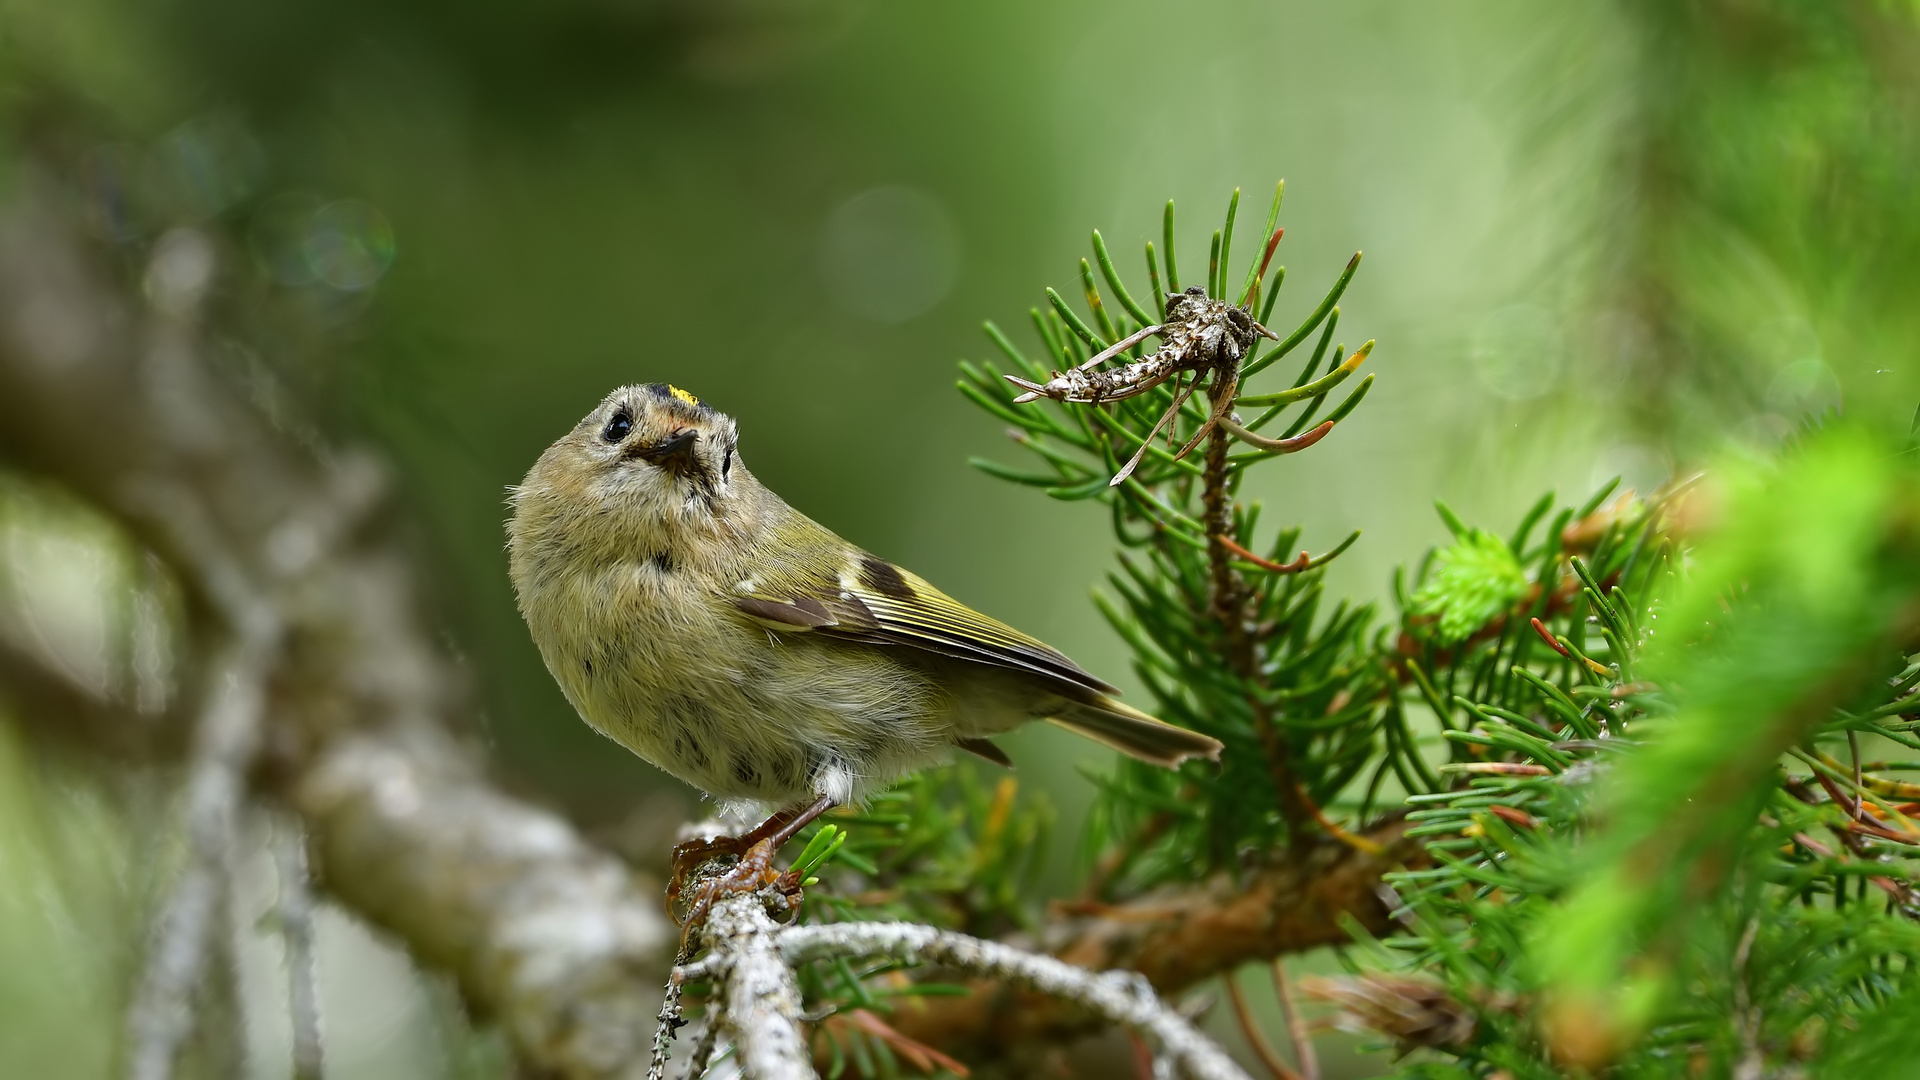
[667,385,700,406]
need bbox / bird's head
[515,383,746,543]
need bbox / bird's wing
[732,540,1117,698]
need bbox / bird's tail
[1046,696,1222,768]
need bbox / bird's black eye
[602,410,633,443]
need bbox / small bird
[507,384,1221,858]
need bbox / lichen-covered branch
[777,921,1253,1080]
[705,893,813,1080]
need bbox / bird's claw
[671,838,807,952]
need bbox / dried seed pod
[1301,974,1480,1052]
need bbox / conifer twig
[845,1010,971,1076]
[879,818,1419,1057]
[1205,400,1308,828]
[648,965,689,1080]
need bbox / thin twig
[1224,970,1303,1080]
[1204,375,1307,829]
[1271,959,1318,1080]
[1217,536,1311,574]
[648,966,689,1080]
[845,1010,970,1076]
[207,870,248,1076]
[276,825,325,1080]
[125,635,273,1080]
[1126,1031,1156,1080]
[1731,917,1762,1080]
[773,921,1254,1080]
[1293,788,1385,856]
[682,1017,722,1080]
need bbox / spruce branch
[965,183,1388,880]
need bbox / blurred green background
[3,0,1917,1076]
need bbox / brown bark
[881,820,1424,1058]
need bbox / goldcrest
[507,384,1221,813]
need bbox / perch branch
[707,892,813,1080]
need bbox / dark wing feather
[732,544,1117,698]
[734,596,839,630]
[955,737,1014,768]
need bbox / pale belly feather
[526,557,956,805]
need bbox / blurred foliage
[0,718,166,1079]
[0,471,184,721]
[1613,0,1920,449]
[1332,427,1920,1079]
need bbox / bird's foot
[665,832,745,924]
[664,795,836,930]
[672,838,806,950]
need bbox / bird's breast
[521,555,954,804]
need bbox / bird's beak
[632,428,700,473]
